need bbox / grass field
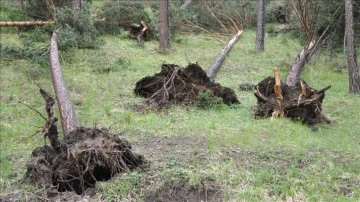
[1,27,360,201]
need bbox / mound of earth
[134,63,239,108]
[23,127,148,195]
[253,76,331,125]
[22,88,148,196]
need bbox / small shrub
[195,90,225,109]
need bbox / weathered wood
[273,68,283,101]
[0,21,53,27]
[180,0,192,10]
[207,30,243,79]
[50,32,78,137]
[285,40,316,86]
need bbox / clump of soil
[24,127,148,195]
[23,89,148,196]
[134,63,239,108]
[253,76,331,125]
[144,180,222,202]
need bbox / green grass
[1,28,360,201]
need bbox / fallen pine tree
[22,32,147,196]
[134,63,239,109]
[253,67,331,125]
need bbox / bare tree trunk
[0,21,53,27]
[255,0,265,52]
[159,0,170,52]
[285,40,317,86]
[73,0,82,10]
[20,0,24,11]
[180,0,192,10]
[50,32,78,137]
[207,30,244,80]
[345,0,360,93]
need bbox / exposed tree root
[253,70,331,125]
[23,89,148,195]
[134,63,239,109]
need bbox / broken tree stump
[253,68,331,125]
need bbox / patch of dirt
[253,76,331,125]
[134,63,239,109]
[144,180,222,202]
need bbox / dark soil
[134,63,239,108]
[253,76,330,125]
[144,180,222,202]
[23,127,148,195]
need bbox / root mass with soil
[134,63,239,108]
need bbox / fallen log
[253,68,331,125]
[207,30,243,80]
[0,21,53,27]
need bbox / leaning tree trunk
[285,40,317,86]
[180,0,192,10]
[50,32,78,137]
[207,30,243,80]
[255,0,265,52]
[345,0,360,93]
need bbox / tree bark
[255,0,265,52]
[50,32,78,137]
[159,0,170,52]
[207,30,243,80]
[285,40,317,86]
[73,0,82,10]
[345,0,360,93]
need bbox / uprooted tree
[134,63,239,109]
[23,32,147,195]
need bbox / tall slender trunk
[255,0,265,52]
[50,32,78,137]
[159,0,170,51]
[345,0,360,93]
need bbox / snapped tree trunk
[345,0,360,93]
[50,32,78,137]
[207,30,243,80]
[159,0,170,51]
[255,0,265,52]
[285,40,317,86]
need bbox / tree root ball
[253,77,330,125]
[134,63,239,107]
[24,127,148,195]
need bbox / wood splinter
[273,67,283,101]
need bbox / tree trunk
[159,0,170,52]
[207,30,243,80]
[285,40,317,86]
[180,0,192,10]
[50,32,78,137]
[73,0,82,10]
[345,0,360,93]
[0,21,53,27]
[255,0,265,52]
[20,0,24,11]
